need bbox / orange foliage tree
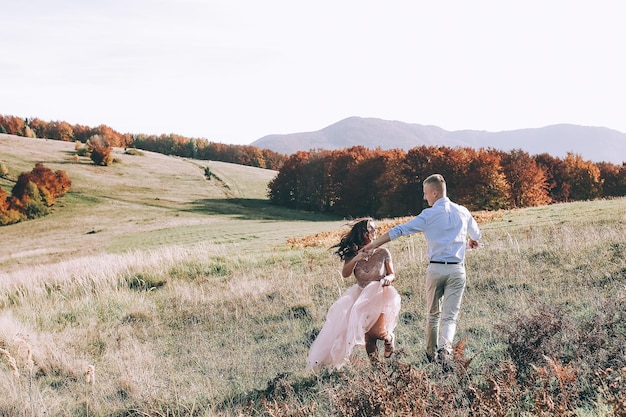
[261,148,286,171]
[5,163,71,223]
[597,162,626,197]
[0,186,23,225]
[442,146,477,207]
[465,148,511,210]
[92,124,129,148]
[72,124,96,143]
[326,146,373,216]
[10,163,71,208]
[535,153,570,202]
[30,162,72,202]
[268,151,312,208]
[0,115,26,135]
[562,153,603,201]
[234,145,267,168]
[303,150,333,212]
[500,149,551,208]
[372,149,410,218]
[45,121,75,141]
[27,117,47,138]
[402,146,440,214]
[402,146,511,212]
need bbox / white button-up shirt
[388,197,482,263]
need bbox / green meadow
[1,134,625,416]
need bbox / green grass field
[1,134,625,416]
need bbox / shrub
[0,187,8,212]
[23,199,49,219]
[1,163,71,225]
[495,302,569,381]
[124,148,144,156]
[24,125,36,138]
[10,179,40,211]
[468,362,520,417]
[10,164,71,209]
[572,297,626,371]
[597,367,626,416]
[495,298,626,411]
[76,147,89,157]
[529,357,579,416]
[124,273,167,291]
[329,360,460,416]
[87,135,113,166]
[0,208,23,225]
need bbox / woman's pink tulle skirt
[307,280,401,371]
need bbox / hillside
[251,116,626,164]
[0,134,338,272]
[1,134,626,416]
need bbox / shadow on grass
[186,198,342,222]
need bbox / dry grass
[1,135,626,416]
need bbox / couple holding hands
[307,174,482,371]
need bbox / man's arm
[468,215,482,241]
[362,231,391,254]
[467,214,482,249]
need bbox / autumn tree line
[0,162,71,225]
[3,114,625,219]
[268,146,626,218]
[0,114,286,170]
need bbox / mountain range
[251,117,626,164]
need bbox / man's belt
[429,260,461,265]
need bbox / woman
[307,218,401,371]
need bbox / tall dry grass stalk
[0,346,19,378]
[0,242,227,304]
[85,365,95,385]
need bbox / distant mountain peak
[251,117,625,164]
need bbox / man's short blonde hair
[423,174,446,194]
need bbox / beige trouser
[425,263,466,357]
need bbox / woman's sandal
[384,333,395,358]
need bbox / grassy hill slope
[0,134,339,272]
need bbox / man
[361,173,482,367]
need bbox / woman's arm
[341,251,369,278]
[381,254,395,286]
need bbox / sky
[2,0,625,146]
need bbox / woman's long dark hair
[331,217,373,261]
